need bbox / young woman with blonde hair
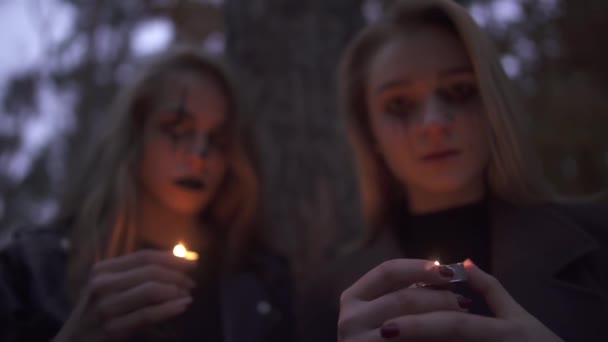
[299,1,608,341]
[0,47,292,342]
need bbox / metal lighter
[418,261,467,288]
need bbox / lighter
[418,261,467,287]
[419,261,491,316]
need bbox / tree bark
[224,0,365,275]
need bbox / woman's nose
[186,134,209,159]
[419,97,452,126]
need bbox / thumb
[464,259,526,319]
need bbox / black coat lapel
[490,200,607,340]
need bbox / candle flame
[173,243,199,261]
[173,244,187,257]
[434,260,441,266]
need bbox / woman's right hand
[54,250,196,342]
[337,259,468,341]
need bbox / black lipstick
[174,177,205,191]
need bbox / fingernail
[380,323,400,339]
[457,295,472,309]
[438,265,454,278]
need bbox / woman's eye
[383,96,415,119]
[161,123,192,141]
[439,82,478,103]
[207,133,229,151]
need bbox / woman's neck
[406,182,485,215]
[136,194,204,250]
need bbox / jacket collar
[364,199,600,287]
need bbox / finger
[464,259,525,319]
[381,311,511,342]
[92,250,196,275]
[103,296,192,340]
[345,287,467,332]
[97,282,190,318]
[343,259,454,301]
[90,264,195,297]
[408,282,451,290]
[338,329,383,342]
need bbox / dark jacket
[297,201,608,342]
[0,226,294,342]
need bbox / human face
[138,75,228,216]
[366,26,490,213]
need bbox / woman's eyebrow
[375,78,413,95]
[437,65,474,78]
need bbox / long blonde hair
[58,47,261,299]
[339,0,552,240]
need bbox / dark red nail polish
[457,295,472,309]
[380,323,400,339]
[438,265,454,278]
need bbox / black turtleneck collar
[393,199,492,272]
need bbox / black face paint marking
[163,88,190,151]
[160,87,222,159]
[176,88,188,123]
[198,135,209,159]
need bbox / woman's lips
[421,149,460,161]
[174,177,206,191]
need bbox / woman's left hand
[379,259,564,341]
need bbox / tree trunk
[224,0,365,276]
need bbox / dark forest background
[1,0,606,275]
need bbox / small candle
[173,243,199,261]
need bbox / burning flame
[173,243,199,261]
[434,260,441,266]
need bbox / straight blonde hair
[57,47,262,300]
[339,0,552,241]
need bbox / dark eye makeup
[437,81,478,104]
[382,95,417,119]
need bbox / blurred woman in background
[299,0,608,341]
[0,47,292,342]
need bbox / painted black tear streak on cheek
[171,87,190,151]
